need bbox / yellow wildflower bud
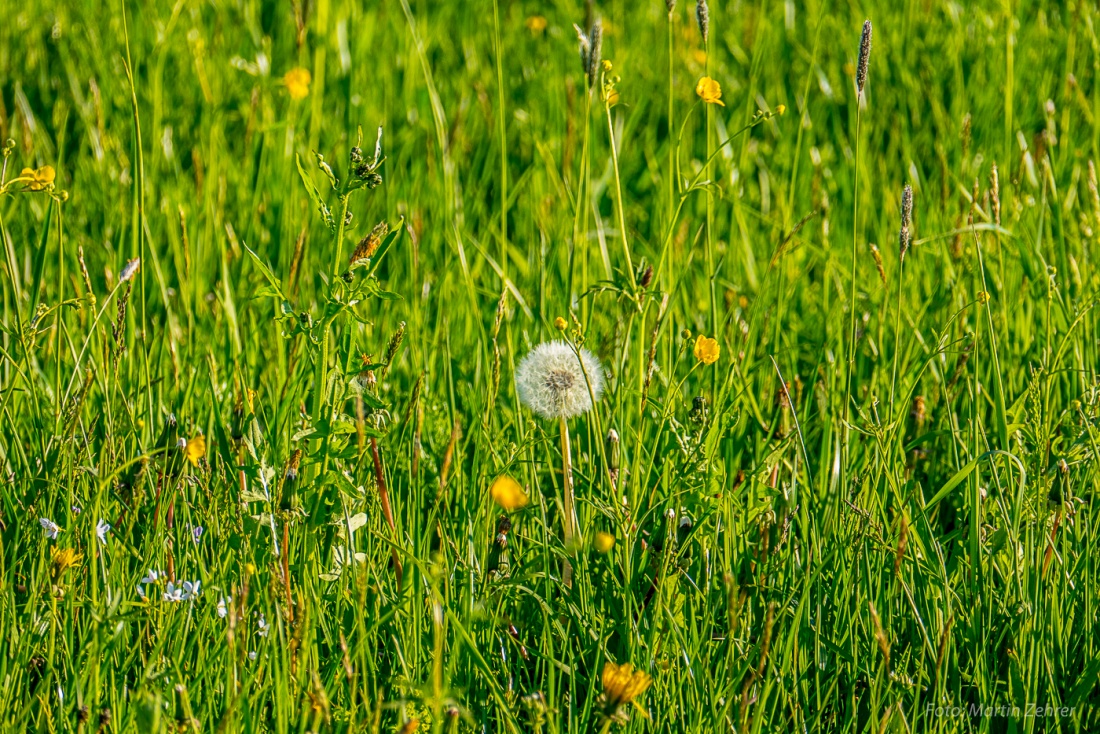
[184,434,206,466]
[594,532,615,553]
[490,475,529,512]
[283,68,311,101]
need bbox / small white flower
[179,580,201,601]
[40,518,61,539]
[256,612,270,637]
[96,518,111,546]
[163,580,200,602]
[217,596,231,618]
[248,651,257,661]
[140,569,162,585]
[515,340,605,420]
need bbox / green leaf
[296,153,334,230]
[366,219,404,278]
[923,450,1027,512]
[242,243,286,303]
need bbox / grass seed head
[696,0,709,44]
[574,24,592,77]
[587,20,603,88]
[856,20,872,94]
[869,244,886,284]
[899,184,913,261]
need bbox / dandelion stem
[559,415,577,586]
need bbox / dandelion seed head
[515,341,604,420]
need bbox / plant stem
[667,9,675,251]
[889,258,903,412]
[605,99,636,292]
[313,196,351,432]
[560,415,577,587]
[493,0,508,284]
[845,104,863,437]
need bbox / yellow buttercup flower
[601,661,652,717]
[553,316,568,331]
[693,335,720,365]
[184,434,206,466]
[283,68,312,101]
[525,15,547,33]
[594,532,615,553]
[20,166,56,191]
[490,475,529,511]
[695,76,725,106]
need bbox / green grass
[1,0,1099,731]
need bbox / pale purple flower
[40,518,61,539]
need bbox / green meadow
[1,0,1098,731]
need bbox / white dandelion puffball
[515,340,605,420]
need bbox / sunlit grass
[1,1,1098,731]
